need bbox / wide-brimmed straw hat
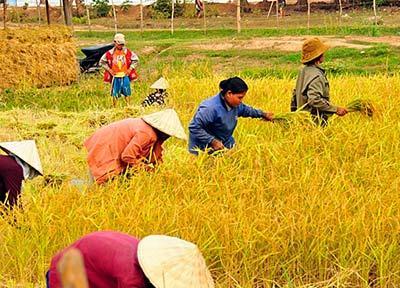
[301,37,330,64]
[137,235,215,288]
[0,140,43,175]
[114,33,126,45]
[150,77,169,90]
[142,109,187,140]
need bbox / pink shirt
[48,231,148,288]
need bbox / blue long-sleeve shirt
[188,93,264,154]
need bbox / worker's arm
[307,76,338,113]
[129,52,139,70]
[120,132,155,167]
[238,103,264,118]
[100,52,114,75]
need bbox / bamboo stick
[171,0,174,35]
[236,0,240,33]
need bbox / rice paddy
[1,26,400,287]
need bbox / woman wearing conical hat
[0,140,43,209]
[46,231,215,288]
[141,77,169,107]
[84,109,186,184]
[290,37,348,126]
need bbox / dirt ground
[188,35,400,52]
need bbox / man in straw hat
[290,37,348,126]
[100,33,139,107]
[84,109,186,184]
[46,231,214,288]
[141,77,169,107]
[0,140,43,209]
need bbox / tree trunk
[62,0,72,25]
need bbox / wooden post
[307,0,310,30]
[372,0,377,25]
[236,0,240,33]
[267,0,273,19]
[140,0,143,34]
[62,0,72,26]
[85,0,91,31]
[203,0,206,34]
[3,0,6,29]
[275,0,278,27]
[35,0,41,24]
[338,0,342,25]
[45,0,50,25]
[171,0,174,35]
[111,0,117,32]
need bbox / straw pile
[0,26,78,90]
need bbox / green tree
[93,0,111,17]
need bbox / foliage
[120,0,132,12]
[93,0,111,18]
[152,0,184,18]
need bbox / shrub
[93,0,111,17]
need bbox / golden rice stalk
[273,111,314,126]
[346,99,376,117]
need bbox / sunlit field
[1,70,400,287]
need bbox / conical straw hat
[150,77,169,90]
[137,235,215,288]
[0,140,43,175]
[142,109,187,140]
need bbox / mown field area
[1,23,400,287]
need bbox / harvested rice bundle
[346,99,376,117]
[0,26,78,90]
[273,111,313,126]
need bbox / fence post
[236,0,240,33]
[203,0,206,34]
[307,0,310,29]
[171,0,174,35]
[140,0,144,34]
[111,0,118,32]
[372,0,377,25]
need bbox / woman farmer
[0,140,42,209]
[141,77,169,107]
[290,37,348,126]
[46,231,215,288]
[188,77,274,155]
[84,109,186,184]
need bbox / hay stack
[0,26,78,90]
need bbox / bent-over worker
[46,231,215,288]
[84,109,186,184]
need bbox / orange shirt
[84,118,164,184]
[111,49,128,76]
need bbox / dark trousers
[0,155,24,208]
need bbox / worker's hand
[210,139,225,151]
[126,68,132,76]
[262,111,274,121]
[336,107,348,117]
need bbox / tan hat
[0,140,43,175]
[137,235,215,288]
[114,33,126,45]
[142,109,187,140]
[150,77,169,90]
[301,37,329,63]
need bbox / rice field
[1,71,400,287]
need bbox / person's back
[48,231,147,288]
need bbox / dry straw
[0,26,78,90]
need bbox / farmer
[84,109,186,184]
[46,231,215,288]
[141,77,169,107]
[290,37,348,126]
[100,33,139,107]
[0,140,43,209]
[188,76,274,155]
